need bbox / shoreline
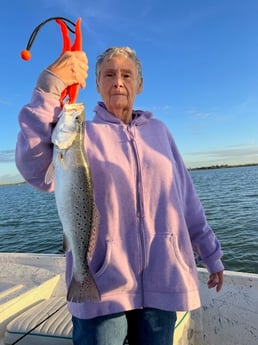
[0,181,26,187]
[1,163,257,187]
[188,163,258,171]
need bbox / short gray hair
[95,47,143,81]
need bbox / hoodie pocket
[91,239,136,295]
[171,233,194,272]
[144,233,196,292]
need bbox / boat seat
[4,297,72,345]
[4,297,190,345]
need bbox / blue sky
[0,0,258,184]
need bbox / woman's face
[96,55,143,123]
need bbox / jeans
[72,308,177,345]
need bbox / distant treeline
[0,181,26,187]
[189,163,258,171]
[1,163,258,186]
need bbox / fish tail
[67,271,101,303]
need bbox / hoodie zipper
[126,123,146,275]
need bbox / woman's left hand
[207,270,224,292]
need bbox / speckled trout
[46,102,100,303]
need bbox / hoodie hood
[93,101,153,126]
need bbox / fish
[45,102,100,303]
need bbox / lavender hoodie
[15,71,224,319]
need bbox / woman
[16,47,224,345]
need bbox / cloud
[177,5,219,30]
[148,105,174,112]
[0,150,15,163]
[39,0,159,46]
[0,173,24,185]
[0,98,11,106]
[190,111,212,120]
[186,108,237,136]
[39,0,115,23]
[184,145,258,168]
[0,156,24,184]
[188,145,258,158]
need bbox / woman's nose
[113,76,123,88]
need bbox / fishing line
[10,301,67,345]
[20,16,76,61]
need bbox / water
[0,184,63,253]
[0,166,258,273]
[190,166,258,274]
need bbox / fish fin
[67,271,101,303]
[45,161,55,184]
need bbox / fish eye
[74,113,81,122]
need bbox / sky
[0,0,258,184]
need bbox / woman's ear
[137,77,143,94]
[96,79,100,93]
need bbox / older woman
[16,47,224,345]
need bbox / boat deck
[1,253,258,345]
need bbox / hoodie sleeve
[15,70,65,192]
[166,129,224,274]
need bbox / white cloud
[0,150,15,163]
[0,98,11,106]
[184,145,258,168]
[190,111,212,120]
[0,157,24,185]
[0,173,24,185]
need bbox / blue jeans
[72,308,177,345]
